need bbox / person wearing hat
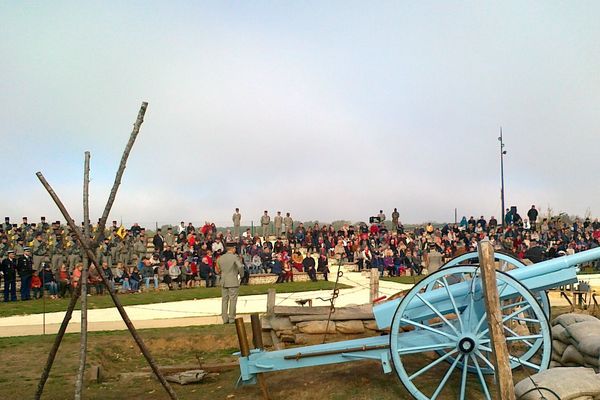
[217,242,245,324]
[1,250,18,301]
[32,233,48,272]
[0,236,9,264]
[260,211,271,240]
[232,208,242,239]
[17,247,34,300]
[2,217,11,232]
[14,237,25,257]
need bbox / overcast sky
[1,1,599,226]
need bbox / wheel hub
[457,336,476,354]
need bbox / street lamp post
[499,128,507,227]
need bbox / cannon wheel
[439,250,551,318]
[390,266,551,400]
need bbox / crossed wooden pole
[33,102,179,400]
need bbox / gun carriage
[235,246,600,399]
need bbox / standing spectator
[2,250,18,302]
[528,205,539,231]
[283,212,293,234]
[217,242,245,324]
[274,211,283,238]
[164,227,176,248]
[31,234,47,272]
[232,208,242,239]
[392,208,400,231]
[260,211,271,240]
[378,210,386,222]
[17,247,33,300]
[153,229,165,256]
[176,221,186,235]
[31,271,43,299]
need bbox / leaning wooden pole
[75,151,91,400]
[92,102,147,244]
[478,240,516,400]
[34,284,82,400]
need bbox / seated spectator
[116,263,130,293]
[88,264,104,295]
[141,257,158,290]
[57,264,72,298]
[291,251,304,273]
[72,263,83,289]
[168,259,182,290]
[100,261,115,293]
[271,255,284,283]
[40,263,58,298]
[129,266,141,292]
[182,260,195,288]
[317,253,329,281]
[302,253,317,282]
[199,256,216,287]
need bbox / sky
[1,1,599,227]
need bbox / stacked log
[550,313,600,371]
[261,304,386,347]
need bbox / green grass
[380,275,425,284]
[0,281,348,318]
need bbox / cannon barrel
[373,246,600,329]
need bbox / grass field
[0,281,348,318]
[0,306,577,400]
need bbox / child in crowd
[31,271,42,299]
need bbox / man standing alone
[217,242,245,324]
[232,208,242,239]
[283,212,293,234]
[274,211,283,238]
[260,211,270,240]
[527,205,539,231]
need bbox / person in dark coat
[1,250,18,301]
[17,247,33,300]
[302,253,317,282]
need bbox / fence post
[370,268,379,303]
[478,240,516,400]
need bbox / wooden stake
[75,151,91,400]
[266,288,276,316]
[370,268,379,303]
[478,240,516,400]
[250,314,271,400]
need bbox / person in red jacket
[31,271,42,299]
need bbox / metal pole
[499,128,506,227]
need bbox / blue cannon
[235,246,600,399]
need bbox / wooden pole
[478,240,516,400]
[92,102,147,245]
[250,314,271,400]
[266,288,276,316]
[34,285,81,400]
[75,151,91,400]
[36,172,179,400]
[370,268,379,303]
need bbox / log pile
[551,313,600,370]
[261,304,385,347]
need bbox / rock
[297,321,336,334]
[336,320,366,334]
[294,334,326,346]
[165,370,207,385]
[269,317,293,331]
[515,367,600,400]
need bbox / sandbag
[553,339,569,356]
[552,313,599,328]
[515,367,600,400]
[583,354,599,368]
[566,321,600,345]
[552,351,563,363]
[561,345,586,366]
[578,335,600,359]
[549,360,563,368]
[552,323,571,343]
[335,320,365,334]
[296,321,336,334]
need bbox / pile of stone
[551,313,600,370]
[261,304,387,347]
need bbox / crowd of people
[1,204,600,303]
